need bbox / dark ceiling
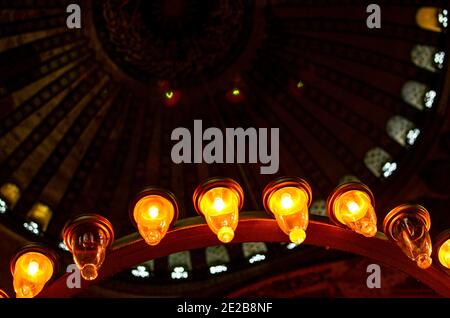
[0,0,449,297]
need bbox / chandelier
[1,177,449,298]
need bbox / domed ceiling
[0,0,449,297]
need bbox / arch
[386,116,419,147]
[37,213,450,298]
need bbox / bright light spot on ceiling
[232,88,240,96]
[382,162,397,178]
[286,242,298,250]
[249,254,266,264]
[439,9,448,28]
[131,265,150,278]
[406,128,421,146]
[171,266,188,279]
[209,265,228,275]
[23,221,40,235]
[434,51,445,69]
[0,198,6,214]
[59,241,70,251]
[424,90,436,108]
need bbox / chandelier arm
[38,212,450,298]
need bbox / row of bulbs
[1,177,449,298]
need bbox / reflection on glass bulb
[133,191,177,246]
[63,215,114,281]
[12,251,54,298]
[384,205,433,269]
[396,218,432,269]
[263,178,312,245]
[194,179,244,244]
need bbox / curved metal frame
[38,212,450,298]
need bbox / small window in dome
[411,45,441,72]
[364,147,396,178]
[206,245,230,266]
[310,199,327,217]
[401,81,433,111]
[169,251,191,280]
[243,242,268,264]
[386,116,418,147]
[416,7,445,32]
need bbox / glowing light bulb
[132,189,178,246]
[194,178,244,244]
[63,215,114,281]
[11,250,55,298]
[328,183,377,237]
[263,177,312,245]
[384,204,433,269]
[438,239,450,269]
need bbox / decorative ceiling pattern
[0,0,449,296]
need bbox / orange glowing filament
[12,252,53,298]
[333,190,377,237]
[268,187,309,245]
[199,187,240,243]
[134,194,175,246]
